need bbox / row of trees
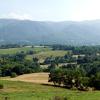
[52,45,100,55]
[48,46,100,90]
[48,63,100,90]
[43,52,75,65]
[0,44,21,49]
[44,51,100,66]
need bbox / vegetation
[0,84,4,89]
[52,45,100,55]
[48,45,100,90]
[0,45,100,90]
[34,50,68,62]
[10,72,17,78]
[0,52,42,77]
[0,44,21,49]
[0,80,100,100]
[0,46,51,55]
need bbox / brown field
[2,72,51,84]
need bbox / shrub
[0,84,4,89]
[52,96,68,100]
[11,72,17,78]
[53,96,62,100]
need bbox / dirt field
[2,73,51,84]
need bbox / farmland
[0,45,100,100]
[26,50,68,61]
[0,46,67,61]
[0,46,51,55]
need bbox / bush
[52,96,68,100]
[11,72,17,78]
[53,96,62,100]
[0,84,4,89]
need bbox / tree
[48,62,57,72]
[49,68,63,86]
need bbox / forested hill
[1,19,100,45]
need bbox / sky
[0,0,100,21]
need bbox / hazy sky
[0,0,100,21]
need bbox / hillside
[0,78,100,100]
[1,19,100,45]
[2,73,49,84]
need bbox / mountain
[0,19,100,45]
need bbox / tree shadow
[41,83,70,89]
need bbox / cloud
[1,13,33,20]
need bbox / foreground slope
[0,80,100,100]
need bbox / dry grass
[2,73,50,84]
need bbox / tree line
[48,46,100,90]
[0,52,41,77]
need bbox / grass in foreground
[0,80,100,100]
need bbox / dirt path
[2,73,51,84]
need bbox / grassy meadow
[0,46,67,62]
[0,46,51,55]
[35,50,68,59]
[26,50,68,61]
[0,80,100,100]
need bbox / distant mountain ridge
[0,19,100,45]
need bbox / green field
[0,47,51,55]
[35,50,68,59]
[0,80,99,100]
[26,50,68,61]
[0,47,67,62]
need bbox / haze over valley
[1,19,100,45]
